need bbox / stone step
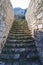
[11,28,31,32]
[11,28,29,30]
[9,33,31,35]
[8,36,35,40]
[13,28,29,30]
[5,43,35,48]
[5,45,36,49]
[4,61,41,65]
[11,30,30,32]
[26,53,39,60]
[11,27,29,29]
[6,40,34,44]
[7,39,34,43]
[0,54,20,61]
[11,26,29,28]
[12,23,28,26]
[0,53,38,62]
[8,36,32,39]
[5,41,35,45]
[4,45,35,49]
[0,62,5,65]
[7,38,34,42]
[12,28,29,31]
[10,31,31,34]
[8,37,33,40]
[9,34,32,37]
[2,47,37,54]
[12,24,28,26]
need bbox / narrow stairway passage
[0,20,42,65]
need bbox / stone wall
[25,0,43,36]
[0,0,14,53]
[25,0,43,63]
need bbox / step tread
[0,53,38,60]
[7,39,34,42]
[2,48,37,54]
[5,43,35,48]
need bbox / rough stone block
[14,54,20,59]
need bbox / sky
[10,0,30,9]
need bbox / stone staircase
[0,20,42,65]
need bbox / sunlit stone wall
[0,0,14,53]
[25,0,43,36]
[26,0,43,63]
